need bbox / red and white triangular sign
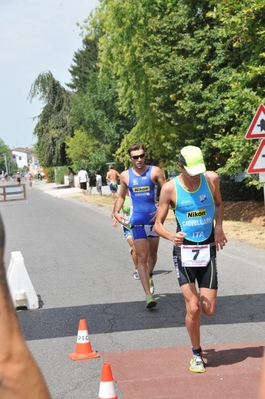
[247,140,265,173]
[245,104,265,139]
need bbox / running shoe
[133,269,140,280]
[189,353,206,373]
[146,294,157,309]
[149,276,154,294]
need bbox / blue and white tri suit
[127,166,159,240]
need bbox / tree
[28,0,263,185]
[0,139,11,174]
[66,35,99,93]
[28,71,73,167]
[70,69,137,163]
[87,0,265,180]
[65,129,110,179]
[65,129,95,162]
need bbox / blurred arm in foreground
[0,214,51,399]
[259,350,265,399]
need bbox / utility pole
[3,154,8,174]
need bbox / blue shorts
[109,182,118,192]
[131,224,159,240]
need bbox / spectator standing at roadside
[0,213,51,398]
[68,167,75,188]
[16,172,21,185]
[95,171,102,196]
[154,145,227,373]
[78,167,89,195]
[113,142,166,309]
[106,165,120,202]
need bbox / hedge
[220,181,263,202]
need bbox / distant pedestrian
[95,171,102,195]
[68,167,75,188]
[78,167,89,195]
[106,165,120,202]
[28,172,33,188]
[16,172,21,185]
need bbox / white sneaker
[133,269,140,280]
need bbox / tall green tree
[204,0,265,175]
[88,0,265,178]
[66,35,99,93]
[65,129,110,179]
[70,67,136,163]
[91,0,173,160]
[66,29,135,164]
[28,71,73,167]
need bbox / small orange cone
[69,319,100,360]
[98,363,118,399]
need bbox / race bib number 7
[181,244,210,267]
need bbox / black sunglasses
[131,153,145,160]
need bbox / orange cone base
[68,350,100,360]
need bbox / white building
[12,147,35,169]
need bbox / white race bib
[181,244,210,267]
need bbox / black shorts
[80,182,87,190]
[173,244,217,289]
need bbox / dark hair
[128,142,146,156]
[179,153,187,166]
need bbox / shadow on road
[17,292,265,341]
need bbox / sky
[0,0,99,149]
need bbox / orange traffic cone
[98,363,118,399]
[69,319,100,360]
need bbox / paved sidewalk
[32,180,81,197]
[32,180,114,197]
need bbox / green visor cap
[179,146,206,176]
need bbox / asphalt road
[0,181,264,398]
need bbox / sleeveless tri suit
[127,166,159,240]
[172,174,218,288]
